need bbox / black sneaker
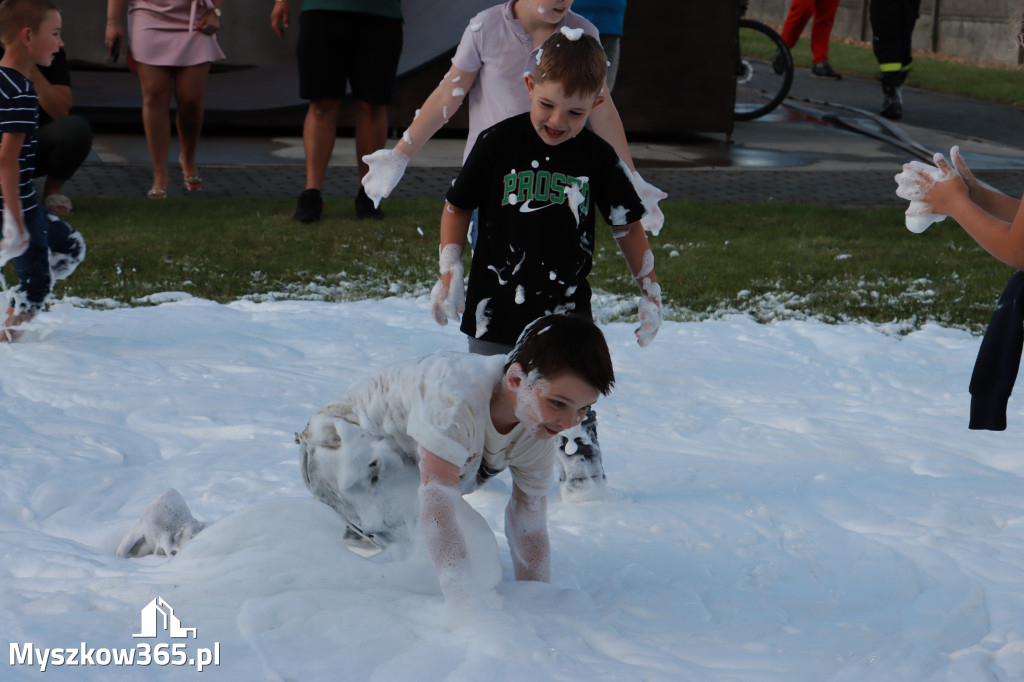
[772,48,787,75]
[354,187,384,220]
[811,61,842,80]
[293,188,323,223]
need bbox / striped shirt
[0,66,39,213]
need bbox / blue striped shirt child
[0,65,39,214]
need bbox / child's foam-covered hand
[949,145,978,196]
[894,156,959,233]
[430,243,465,326]
[360,148,410,208]
[630,171,667,236]
[636,278,662,347]
[0,209,28,267]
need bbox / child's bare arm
[0,132,26,230]
[0,132,29,264]
[430,202,472,325]
[362,66,479,205]
[949,146,1020,223]
[589,87,634,170]
[590,88,668,235]
[505,482,550,582]
[919,151,1024,269]
[614,221,663,347]
[398,66,478,159]
[418,447,482,606]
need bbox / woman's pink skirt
[128,0,225,67]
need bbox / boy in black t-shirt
[429,31,663,502]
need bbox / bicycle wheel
[734,19,793,121]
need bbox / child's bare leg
[1,307,34,343]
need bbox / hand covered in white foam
[636,278,662,347]
[630,170,668,236]
[949,145,977,195]
[0,208,28,267]
[360,148,410,208]
[894,154,958,233]
[430,243,465,325]
[904,200,940,233]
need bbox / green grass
[6,197,1011,334]
[744,25,1024,106]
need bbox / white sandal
[44,193,73,215]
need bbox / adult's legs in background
[173,62,211,187]
[354,100,387,181]
[302,97,342,192]
[780,0,814,49]
[809,0,841,64]
[135,63,173,196]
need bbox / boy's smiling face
[29,10,62,67]
[507,366,601,439]
[526,74,602,146]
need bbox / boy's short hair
[506,314,615,396]
[0,0,59,47]
[534,32,608,100]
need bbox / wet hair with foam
[534,32,607,100]
[505,314,615,396]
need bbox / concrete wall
[746,0,1021,66]
[62,1,738,136]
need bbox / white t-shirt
[341,351,556,497]
[451,0,599,162]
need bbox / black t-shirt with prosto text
[446,112,644,346]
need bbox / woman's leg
[136,63,174,195]
[172,62,211,184]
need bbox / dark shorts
[297,10,403,104]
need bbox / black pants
[870,0,921,69]
[34,115,93,183]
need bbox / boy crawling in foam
[119,313,615,610]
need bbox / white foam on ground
[2,296,1023,680]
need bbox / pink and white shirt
[451,0,599,162]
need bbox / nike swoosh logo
[519,200,556,213]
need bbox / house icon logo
[133,597,197,639]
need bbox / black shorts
[296,10,403,104]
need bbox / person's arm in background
[194,0,222,35]
[589,86,667,235]
[105,0,126,53]
[271,0,290,38]
[29,65,70,120]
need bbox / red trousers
[780,0,841,64]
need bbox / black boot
[879,71,905,120]
[556,408,607,501]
